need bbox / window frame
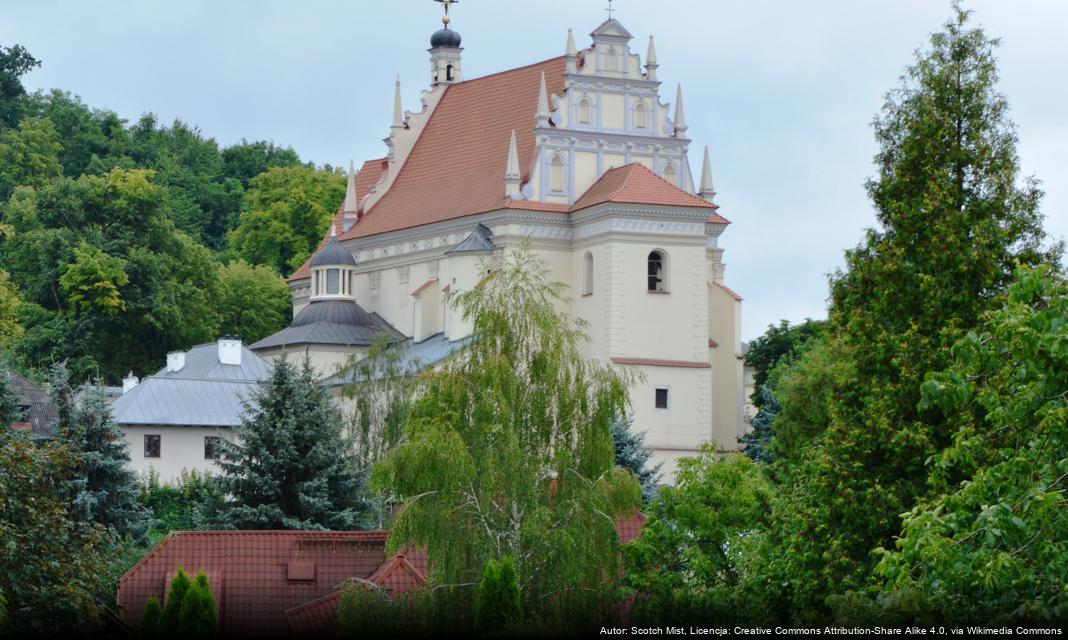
[144,434,161,459]
[647,250,668,293]
[655,388,669,409]
[204,436,222,461]
[583,251,594,296]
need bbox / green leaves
[59,242,129,314]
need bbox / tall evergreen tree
[159,568,191,633]
[0,365,23,428]
[374,246,641,627]
[611,416,662,502]
[215,358,369,530]
[178,572,218,637]
[50,362,149,543]
[140,595,162,639]
[474,556,523,634]
[759,5,1059,616]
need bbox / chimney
[166,351,186,372]
[218,335,242,366]
[122,371,139,393]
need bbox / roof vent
[166,351,186,372]
[122,372,139,393]
[218,336,242,366]
[286,561,316,582]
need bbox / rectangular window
[655,388,669,409]
[204,436,221,460]
[326,269,340,295]
[144,434,161,458]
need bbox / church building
[252,3,745,477]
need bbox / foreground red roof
[570,163,724,217]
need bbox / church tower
[429,0,463,85]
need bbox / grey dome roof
[292,300,375,328]
[431,27,462,48]
[310,236,356,268]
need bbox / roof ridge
[458,55,565,86]
[630,162,711,206]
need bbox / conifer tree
[611,416,662,502]
[474,556,522,634]
[375,246,641,626]
[177,572,217,637]
[49,362,150,542]
[0,366,22,429]
[159,568,191,633]
[760,5,1059,615]
[215,358,369,530]
[140,596,162,638]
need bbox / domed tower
[429,0,462,86]
[309,226,357,301]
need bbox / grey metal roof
[4,369,58,437]
[448,224,496,254]
[111,342,272,428]
[310,235,357,267]
[250,303,404,351]
[322,332,470,387]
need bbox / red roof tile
[409,278,439,297]
[340,58,569,240]
[610,357,712,369]
[716,283,743,301]
[118,531,388,636]
[570,163,720,213]
[616,511,647,545]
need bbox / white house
[111,337,271,483]
[252,10,746,480]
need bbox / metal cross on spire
[435,0,458,26]
[605,0,615,19]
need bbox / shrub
[140,595,161,638]
[177,572,217,637]
[474,556,522,634]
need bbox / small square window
[204,436,222,460]
[144,434,161,458]
[655,388,669,409]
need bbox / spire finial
[330,223,337,238]
[674,83,688,137]
[605,0,615,20]
[505,130,521,198]
[342,160,359,225]
[699,146,716,203]
[646,35,658,81]
[565,29,578,74]
[536,72,551,127]
[435,0,458,27]
[392,75,404,129]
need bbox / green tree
[374,247,641,627]
[757,6,1059,616]
[0,365,23,428]
[0,271,23,349]
[848,266,1067,623]
[159,568,191,633]
[0,117,63,200]
[215,358,370,530]
[216,260,291,343]
[739,387,779,464]
[474,556,523,634]
[0,44,39,129]
[221,139,301,189]
[178,572,217,637]
[50,363,150,542]
[0,432,111,632]
[140,595,162,638]
[625,449,773,624]
[743,319,824,410]
[611,416,662,503]
[228,165,345,275]
[59,242,129,315]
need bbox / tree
[340,334,415,469]
[221,139,301,189]
[845,266,1067,623]
[0,365,23,428]
[228,165,345,275]
[743,319,823,410]
[0,271,25,349]
[50,363,150,543]
[625,449,773,625]
[374,247,641,627]
[0,432,111,632]
[754,5,1059,616]
[140,595,162,638]
[59,242,129,315]
[0,117,63,200]
[214,358,370,530]
[159,568,191,633]
[474,556,523,634]
[611,416,662,503]
[178,572,217,637]
[0,44,39,129]
[216,260,291,344]
[739,387,778,464]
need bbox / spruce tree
[215,358,369,530]
[177,572,217,637]
[611,416,662,502]
[159,568,191,633]
[0,366,22,429]
[761,5,1059,615]
[739,387,778,464]
[140,595,162,638]
[50,362,149,542]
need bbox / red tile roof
[409,278,439,297]
[570,163,723,216]
[118,531,388,636]
[616,511,647,545]
[610,357,712,369]
[340,58,569,240]
[716,283,743,301]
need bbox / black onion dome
[292,300,375,328]
[310,235,356,268]
[430,27,462,48]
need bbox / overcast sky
[3,0,1065,341]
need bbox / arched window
[648,250,666,292]
[550,156,564,192]
[605,45,618,72]
[663,163,677,185]
[634,102,648,129]
[578,98,592,125]
[446,64,454,82]
[583,252,594,295]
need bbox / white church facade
[251,10,746,478]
